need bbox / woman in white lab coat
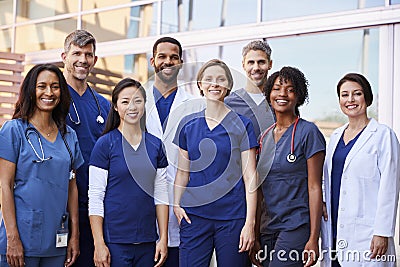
[321,73,400,267]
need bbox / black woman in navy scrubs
[88,78,169,267]
[258,67,325,266]
[173,59,258,267]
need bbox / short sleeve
[70,129,84,170]
[302,122,326,159]
[89,134,111,170]
[157,141,168,168]
[173,118,188,151]
[0,120,22,164]
[240,116,258,152]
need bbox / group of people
[0,29,399,267]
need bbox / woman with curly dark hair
[257,66,325,267]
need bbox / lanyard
[258,117,300,163]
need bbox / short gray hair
[64,30,96,54]
[242,40,272,60]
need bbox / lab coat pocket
[17,210,43,253]
[352,153,377,180]
[354,217,374,251]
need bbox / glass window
[159,0,258,34]
[0,29,12,52]
[262,0,385,21]
[0,0,14,26]
[81,6,149,42]
[15,19,77,53]
[82,0,132,10]
[16,0,78,22]
[266,28,379,124]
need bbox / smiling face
[150,42,182,84]
[242,49,272,89]
[198,65,230,102]
[62,43,97,82]
[115,86,145,127]
[35,70,61,113]
[339,81,367,119]
[269,77,297,115]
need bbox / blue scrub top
[173,110,258,220]
[66,85,110,208]
[330,130,363,238]
[0,119,84,257]
[225,88,275,140]
[153,86,177,129]
[261,119,325,232]
[89,129,168,243]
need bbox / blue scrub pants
[0,255,65,267]
[72,209,94,267]
[179,214,249,267]
[260,224,310,267]
[107,242,155,267]
[162,247,179,267]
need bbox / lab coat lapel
[326,125,346,179]
[145,85,163,139]
[342,118,377,172]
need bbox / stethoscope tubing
[68,86,103,125]
[258,116,300,163]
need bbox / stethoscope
[25,124,73,168]
[68,86,104,125]
[258,116,300,163]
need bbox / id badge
[56,228,68,248]
[56,214,69,248]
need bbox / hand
[322,202,328,221]
[173,206,191,225]
[154,240,168,267]
[303,239,319,267]
[65,235,80,267]
[239,222,255,253]
[370,235,388,259]
[6,235,24,267]
[93,242,111,267]
[249,239,263,267]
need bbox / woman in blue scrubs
[88,78,169,267]
[173,59,258,267]
[321,73,400,267]
[0,64,84,267]
[258,66,325,267]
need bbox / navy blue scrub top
[89,129,168,243]
[0,119,84,256]
[153,86,177,129]
[173,110,258,220]
[67,85,110,208]
[261,119,325,232]
[330,129,363,238]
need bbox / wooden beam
[0,74,23,83]
[0,96,18,104]
[0,63,24,72]
[0,52,25,62]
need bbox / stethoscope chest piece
[287,153,296,163]
[96,115,104,124]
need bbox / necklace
[30,119,56,137]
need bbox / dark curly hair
[264,66,309,116]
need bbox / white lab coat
[145,84,205,247]
[321,118,400,267]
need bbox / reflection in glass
[262,0,385,21]
[0,0,14,26]
[0,29,12,52]
[15,19,76,53]
[16,0,78,22]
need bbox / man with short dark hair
[146,36,205,267]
